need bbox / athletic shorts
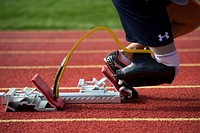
[112,0,174,47]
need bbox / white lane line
[0,36,199,43]
[0,48,200,54]
[0,85,200,91]
[1,117,200,123]
[0,64,199,69]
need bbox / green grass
[1,0,200,30]
[0,0,122,30]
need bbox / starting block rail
[0,66,121,112]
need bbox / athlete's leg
[105,0,179,99]
[106,0,178,83]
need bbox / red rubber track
[0,30,200,133]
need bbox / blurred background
[0,0,122,30]
[1,0,199,30]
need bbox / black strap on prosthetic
[116,53,175,87]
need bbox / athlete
[104,0,200,100]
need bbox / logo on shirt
[158,32,169,41]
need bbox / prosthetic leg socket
[116,53,175,87]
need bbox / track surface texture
[0,29,200,133]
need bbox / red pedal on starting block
[31,74,64,110]
[101,66,129,98]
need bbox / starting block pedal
[101,66,130,98]
[31,74,65,110]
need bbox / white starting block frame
[0,77,121,112]
[63,78,120,104]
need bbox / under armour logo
[158,32,169,41]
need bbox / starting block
[0,66,121,112]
